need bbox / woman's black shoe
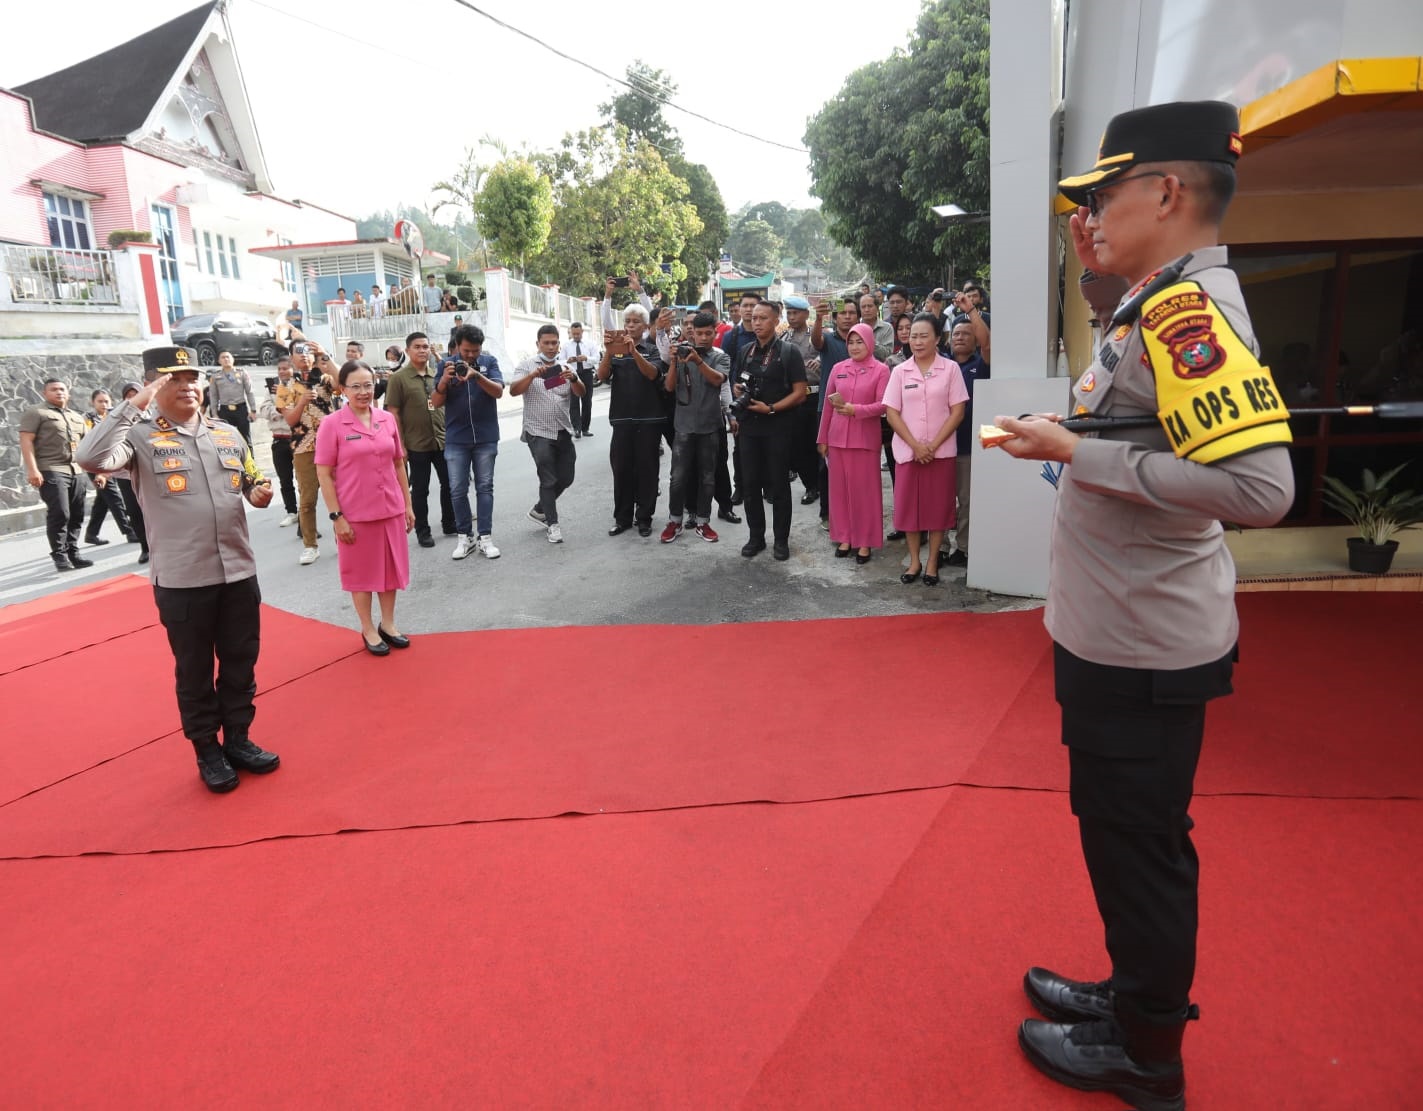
[378,625,411,649]
[363,634,390,656]
[923,573,940,587]
[835,545,851,558]
[887,530,906,541]
[855,550,871,565]
[900,569,921,584]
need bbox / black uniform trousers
[85,476,134,540]
[154,576,262,744]
[216,404,252,447]
[714,426,734,511]
[39,471,86,557]
[791,394,820,493]
[407,449,455,537]
[570,368,596,433]
[1054,641,1234,1019]
[120,476,147,555]
[739,430,794,545]
[609,423,662,529]
[270,435,298,514]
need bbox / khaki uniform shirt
[20,404,87,474]
[208,368,258,413]
[384,363,445,452]
[76,401,261,589]
[1045,247,1295,670]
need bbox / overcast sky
[1,0,925,223]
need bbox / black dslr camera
[675,342,695,359]
[727,373,762,419]
[450,359,470,379]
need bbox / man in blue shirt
[433,323,505,560]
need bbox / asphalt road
[0,389,1039,629]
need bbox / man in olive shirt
[383,330,455,547]
[20,378,94,572]
[77,345,280,794]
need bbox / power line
[446,0,810,155]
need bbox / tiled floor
[1229,525,1423,592]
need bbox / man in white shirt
[369,284,386,319]
[561,321,602,438]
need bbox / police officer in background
[994,102,1294,1109]
[77,346,281,794]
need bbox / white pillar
[482,267,511,368]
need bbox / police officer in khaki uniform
[77,346,281,793]
[994,102,1295,1109]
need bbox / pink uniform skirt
[337,515,411,593]
[893,457,957,532]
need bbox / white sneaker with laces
[451,535,473,560]
[300,547,319,565]
[475,535,501,559]
[546,523,563,544]
[279,513,298,527]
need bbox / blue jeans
[445,441,498,536]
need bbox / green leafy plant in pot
[1320,461,1423,574]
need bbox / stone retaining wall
[1,353,145,510]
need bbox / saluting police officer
[77,346,281,794]
[995,102,1295,1110]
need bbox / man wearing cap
[20,377,94,573]
[994,101,1294,1108]
[77,346,281,794]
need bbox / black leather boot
[1018,1003,1194,1111]
[1024,966,1114,1022]
[224,735,281,774]
[193,738,239,793]
[66,548,94,568]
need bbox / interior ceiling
[1237,107,1423,193]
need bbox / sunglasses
[1085,171,1168,216]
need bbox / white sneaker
[546,523,563,544]
[279,513,298,527]
[299,547,319,565]
[451,535,473,560]
[475,535,501,559]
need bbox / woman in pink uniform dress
[817,322,891,565]
[882,313,968,587]
[315,361,416,655]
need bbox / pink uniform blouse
[314,407,407,522]
[882,355,970,463]
[817,358,890,450]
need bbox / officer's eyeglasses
[1085,171,1168,217]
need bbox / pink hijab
[846,322,882,367]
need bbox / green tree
[474,159,554,276]
[528,126,701,299]
[804,0,989,285]
[431,135,512,266]
[727,218,783,274]
[599,62,682,155]
[735,201,795,241]
[667,157,728,303]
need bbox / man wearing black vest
[731,300,807,560]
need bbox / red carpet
[1,581,1419,1106]
[0,572,155,674]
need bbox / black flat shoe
[887,530,906,542]
[855,550,871,565]
[85,536,110,546]
[608,523,632,536]
[834,545,851,558]
[900,569,921,584]
[717,508,742,524]
[923,573,940,587]
[800,489,819,505]
[378,625,411,649]
[363,634,390,656]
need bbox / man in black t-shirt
[731,301,808,560]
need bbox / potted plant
[107,229,152,248]
[1320,462,1423,574]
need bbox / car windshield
[173,315,214,331]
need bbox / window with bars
[44,192,93,251]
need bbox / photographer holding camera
[432,323,505,561]
[511,324,584,544]
[597,309,665,537]
[732,301,808,560]
[285,341,337,565]
[659,311,732,544]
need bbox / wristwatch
[329,510,343,520]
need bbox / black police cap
[1059,100,1243,206]
[141,345,201,377]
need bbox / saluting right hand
[1069,207,1109,274]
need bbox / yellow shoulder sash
[1140,280,1292,463]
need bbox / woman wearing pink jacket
[817,322,891,564]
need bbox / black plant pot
[1347,537,1399,575]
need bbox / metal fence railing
[2,244,120,306]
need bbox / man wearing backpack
[731,300,808,561]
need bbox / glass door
[150,203,186,325]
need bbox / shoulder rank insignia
[1140,280,1291,464]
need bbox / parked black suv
[170,312,284,365]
